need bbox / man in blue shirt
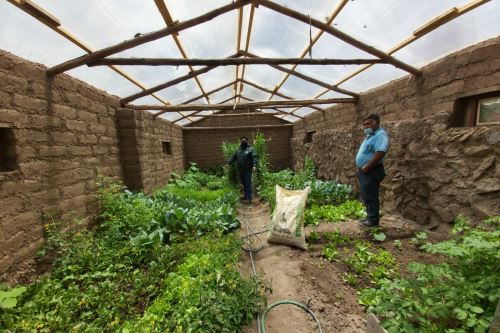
[355,114,389,227]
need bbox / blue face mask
[363,128,373,136]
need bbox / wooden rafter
[154,0,210,103]
[314,0,492,99]
[183,124,293,130]
[269,0,348,100]
[6,0,171,108]
[126,97,355,112]
[46,0,251,76]
[254,0,421,76]
[239,79,325,115]
[243,51,359,98]
[237,3,256,100]
[89,57,383,66]
[181,81,237,105]
[120,53,241,105]
[234,7,244,97]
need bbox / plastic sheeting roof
[1,0,499,125]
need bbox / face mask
[363,128,373,136]
[240,141,248,148]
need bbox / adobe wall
[0,50,182,277]
[117,108,184,193]
[291,37,500,224]
[183,113,292,170]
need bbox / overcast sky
[1,0,499,122]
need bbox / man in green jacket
[227,136,258,204]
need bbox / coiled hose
[240,206,324,333]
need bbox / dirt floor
[237,200,451,333]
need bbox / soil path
[237,201,366,333]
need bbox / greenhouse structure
[0,0,499,332]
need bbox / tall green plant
[358,215,500,333]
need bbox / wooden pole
[89,57,384,66]
[46,0,250,76]
[243,51,359,98]
[128,97,355,112]
[121,65,217,105]
[181,81,237,105]
[182,124,293,130]
[254,0,421,76]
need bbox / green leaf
[374,232,387,242]
[470,306,483,314]
[0,297,17,308]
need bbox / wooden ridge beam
[183,124,293,130]
[128,97,355,112]
[89,57,383,66]
[243,51,359,98]
[47,0,250,76]
[254,0,421,76]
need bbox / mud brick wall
[0,50,183,277]
[183,123,292,171]
[291,36,500,224]
[0,50,122,275]
[117,108,184,193]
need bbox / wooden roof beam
[243,51,359,98]
[254,0,421,76]
[127,97,355,112]
[181,80,237,105]
[154,0,210,103]
[47,0,250,75]
[89,57,383,66]
[239,79,325,115]
[314,0,492,98]
[6,0,171,107]
[237,3,256,97]
[269,0,349,100]
[120,52,241,105]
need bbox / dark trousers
[357,164,385,224]
[239,170,252,200]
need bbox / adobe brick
[38,145,68,157]
[1,211,39,237]
[13,94,47,111]
[16,146,37,159]
[89,123,107,135]
[0,90,11,106]
[52,131,77,144]
[66,119,88,132]
[70,146,93,156]
[19,161,52,176]
[0,108,28,124]
[0,70,28,93]
[0,196,25,218]
[78,134,98,145]
[52,103,78,119]
[14,239,44,264]
[61,182,87,198]
[78,110,98,122]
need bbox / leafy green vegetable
[305,200,366,226]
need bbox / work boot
[361,220,379,227]
[357,218,368,224]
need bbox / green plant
[342,273,358,286]
[368,227,387,242]
[323,244,339,262]
[305,200,366,226]
[358,215,500,333]
[307,230,321,243]
[410,231,428,248]
[393,239,402,250]
[323,230,351,247]
[0,286,26,309]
